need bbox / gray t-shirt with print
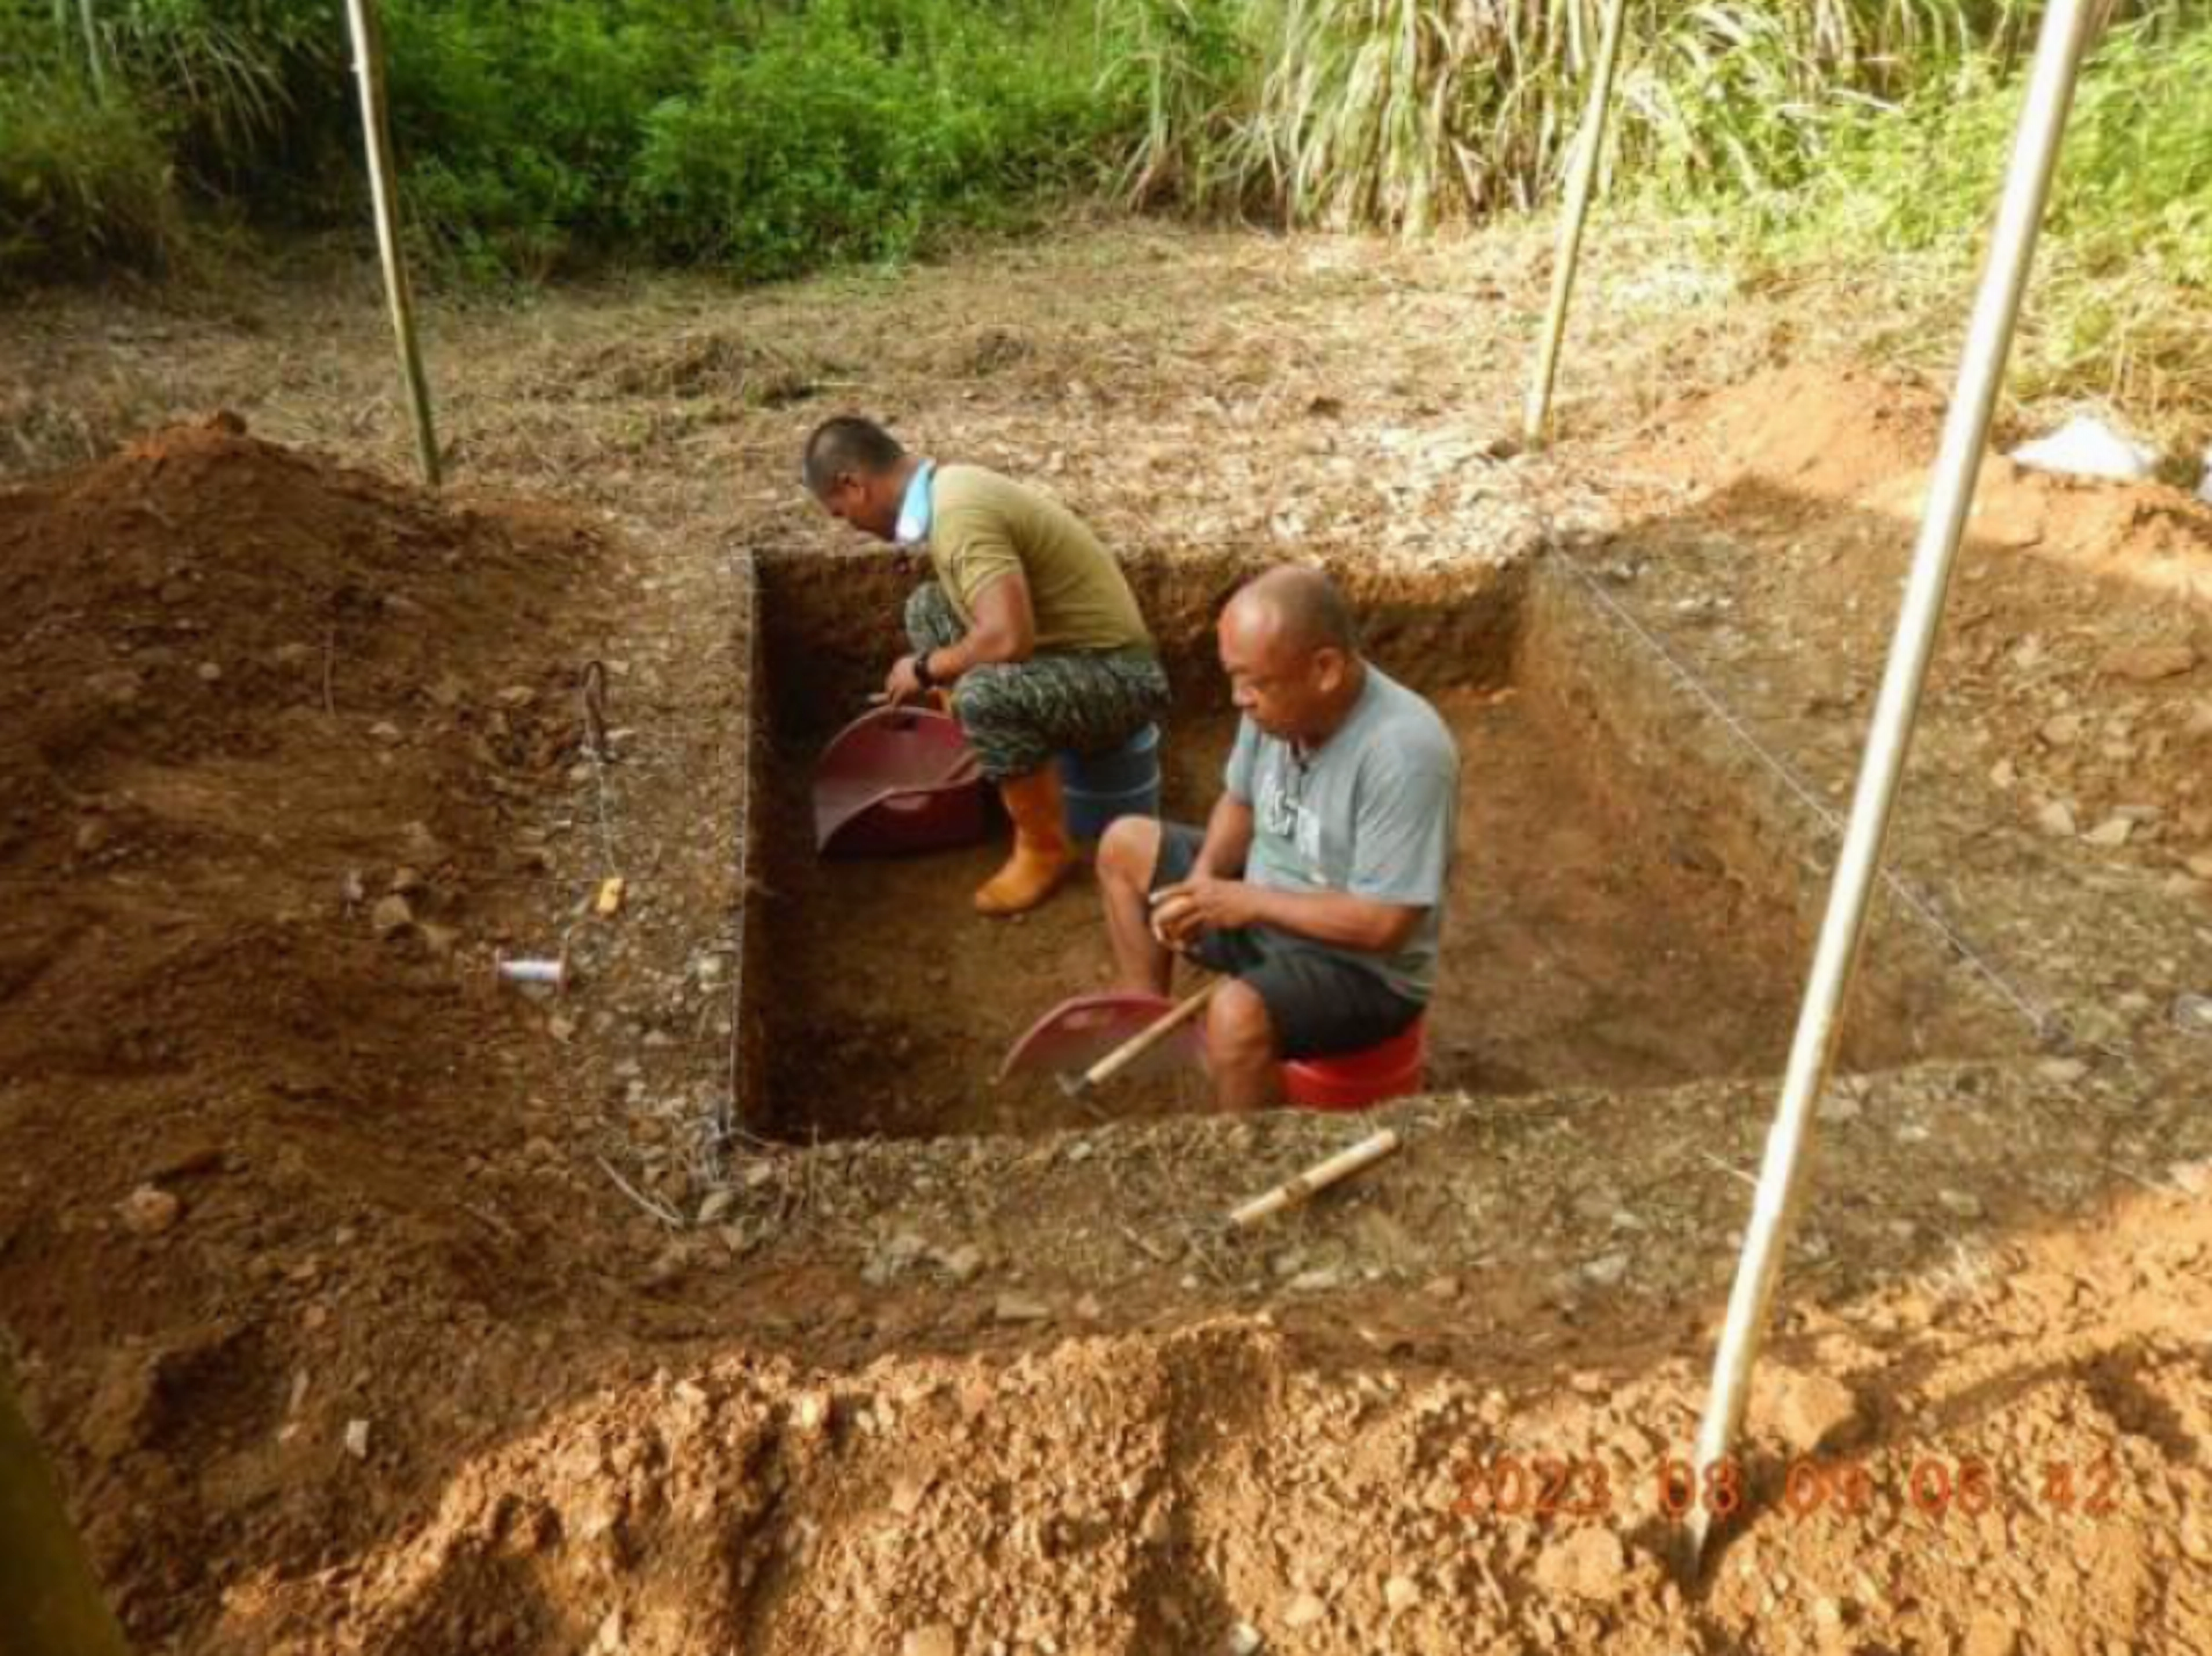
[1224,664,1460,1001]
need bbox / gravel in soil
[1,228,2209,1654]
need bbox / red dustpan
[996,991,1209,1083]
[813,706,989,857]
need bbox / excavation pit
[748,550,2010,1143]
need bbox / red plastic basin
[812,706,988,858]
[1281,1015,1427,1112]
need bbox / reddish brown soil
[0,417,625,1640]
[1,240,2207,1656]
[1619,362,2212,892]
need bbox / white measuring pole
[344,0,441,488]
[1522,0,1631,448]
[1686,0,2100,1564]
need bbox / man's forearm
[1194,796,1253,879]
[922,627,1015,682]
[1241,885,1421,954]
[925,572,1035,681]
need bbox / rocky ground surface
[2,224,2209,1653]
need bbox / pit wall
[1514,556,2023,1065]
[741,547,1524,1139]
[737,545,2015,1138]
[730,550,773,1146]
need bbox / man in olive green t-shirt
[803,416,1169,916]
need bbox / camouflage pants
[906,582,1170,781]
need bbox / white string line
[1540,526,2074,1049]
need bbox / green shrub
[98,0,340,184]
[376,0,724,276]
[626,0,1112,278]
[0,69,179,280]
[1734,14,2212,416]
[1,0,1118,285]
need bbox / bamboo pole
[1,1368,133,1656]
[1520,0,1630,448]
[1684,0,2100,1568]
[343,0,441,488]
[1065,977,1221,1097]
[1228,1130,1402,1230]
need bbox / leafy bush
[376,0,722,277]
[98,0,341,184]
[627,1,1112,277]
[0,68,179,279]
[1,0,1115,284]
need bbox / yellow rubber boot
[975,768,1078,916]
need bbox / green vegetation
[0,0,1120,283]
[1731,15,2212,417]
[0,62,179,275]
[2,0,2206,413]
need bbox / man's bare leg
[1206,979,1281,1112]
[1097,816,1175,996]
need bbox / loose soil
[1,226,2209,1655]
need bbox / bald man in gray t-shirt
[1097,566,1461,1110]
[1224,663,1457,1000]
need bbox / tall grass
[1095,0,2210,415]
[3,0,2206,426]
[1737,13,2212,423]
[1101,0,2053,230]
[0,66,179,276]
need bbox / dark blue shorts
[1149,822,1424,1062]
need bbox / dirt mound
[0,419,616,1640]
[1639,359,2212,607]
[205,1182,2212,1655]
[0,413,581,829]
[1648,361,1945,502]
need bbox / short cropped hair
[802,416,904,493]
[1237,564,1361,656]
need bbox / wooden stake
[1521,0,1629,448]
[1228,1129,1402,1230]
[343,0,441,489]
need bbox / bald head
[1222,565,1360,658]
[1218,566,1365,743]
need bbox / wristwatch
[911,651,936,689]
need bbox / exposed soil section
[1616,361,2212,897]
[0,231,2207,1655]
[760,564,2006,1142]
[245,1176,2212,1656]
[0,418,626,1640]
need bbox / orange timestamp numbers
[1451,1453,2122,1523]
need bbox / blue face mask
[895,459,937,547]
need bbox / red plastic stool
[1282,1015,1427,1112]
